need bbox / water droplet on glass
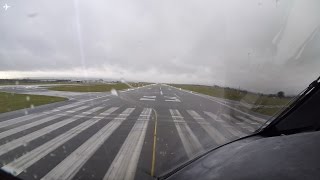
[33,174,38,179]
[30,104,34,109]
[24,110,29,115]
[26,96,30,101]
[15,81,19,85]
[50,153,56,157]
[22,142,28,147]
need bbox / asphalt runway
[0,84,268,180]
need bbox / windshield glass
[0,0,319,179]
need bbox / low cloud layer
[0,0,319,94]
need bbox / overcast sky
[0,0,319,94]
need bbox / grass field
[0,92,67,113]
[0,81,73,86]
[171,84,293,116]
[47,83,131,92]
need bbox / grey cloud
[0,0,319,94]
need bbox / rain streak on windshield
[0,0,319,179]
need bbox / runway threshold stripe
[244,115,266,124]
[187,110,227,144]
[0,106,89,140]
[0,102,84,129]
[1,107,119,176]
[221,114,255,133]
[0,106,106,157]
[81,106,104,114]
[236,116,261,129]
[170,109,203,158]
[221,114,248,136]
[204,112,244,138]
[41,108,135,180]
[103,108,152,180]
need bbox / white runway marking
[0,103,85,129]
[221,114,248,136]
[187,110,227,144]
[247,115,266,124]
[1,107,119,175]
[174,93,181,99]
[104,108,152,180]
[143,96,156,98]
[139,96,156,101]
[65,106,90,113]
[0,106,105,157]
[166,84,267,123]
[205,112,244,137]
[41,108,135,180]
[236,116,261,128]
[82,106,104,115]
[164,96,180,102]
[139,98,155,101]
[170,109,203,158]
[100,107,119,116]
[0,106,89,140]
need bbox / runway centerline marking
[140,96,156,101]
[164,96,180,102]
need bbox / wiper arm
[258,75,320,132]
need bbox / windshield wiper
[258,75,320,133]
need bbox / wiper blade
[258,75,320,131]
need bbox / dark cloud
[0,0,319,94]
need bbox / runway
[0,84,268,180]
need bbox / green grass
[0,92,67,113]
[47,83,130,92]
[171,84,293,116]
[0,81,73,86]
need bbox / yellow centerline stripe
[151,108,158,177]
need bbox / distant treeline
[0,79,72,85]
